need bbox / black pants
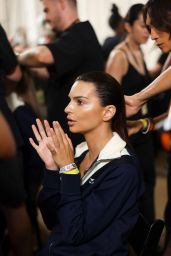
[165,153,171,244]
[133,136,155,223]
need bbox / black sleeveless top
[121,50,152,145]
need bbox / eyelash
[77,99,84,105]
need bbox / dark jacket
[38,134,144,256]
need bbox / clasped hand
[29,119,74,171]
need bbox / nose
[64,101,72,114]
[150,28,159,41]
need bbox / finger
[53,121,66,145]
[50,127,60,149]
[36,118,47,139]
[32,124,42,143]
[46,141,57,156]
[65,134,73,151]
[29,137,39,150]
[44,120,51,137]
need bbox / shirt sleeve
[0,25,18,75]
[46,30,84,78]
[38,169,61,230]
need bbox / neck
[126,36,140,51]
[84,127,113,159]
[61,13,79,31]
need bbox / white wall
[78,0,145,44]
[77,0,161,67]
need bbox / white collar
[6,93,25,112]
[75,132,128,161]
[75,132,129,185]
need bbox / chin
[142,39,148,44]
[69,127,79,133]
[162,47,171,53]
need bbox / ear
[103,105,116,122]
[124,22,132,33]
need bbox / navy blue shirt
[38,153,144,256]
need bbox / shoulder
[97,155,143,196]
[109,155,139,180]
[110,42,128,61]
[106,43,128,78]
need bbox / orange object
[160,131,171,151]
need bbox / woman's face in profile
[146,14,171,53]
[65,81,108,134]
[130,13,149,45]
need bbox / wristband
[63,168,79,175]
[59,163,77,174]
[140,118,153,134]
[139,118,148,130]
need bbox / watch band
[59,163,77,174]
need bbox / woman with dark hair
[30,71,144,256]
[125,0,171,116]
[106,4,155,223]
[124,1,171,254]
[102,4,126,60]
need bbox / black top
[121,59,152,145]
[45,21,104,146]
[0,25,23,147]
[0,25,18,98]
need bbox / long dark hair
[143,0,171,35]
[125,4,144,26]
[76,71,129,144]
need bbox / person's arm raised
[125,66,171,117]
[18,45,54,67]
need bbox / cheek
[135,28,148,42]
[78,108,103,125]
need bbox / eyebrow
[68,96,88,100]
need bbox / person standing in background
[106,4,155,223]
[18,0,104,147]
[0,24,33,256]
[102,3,126,61]
[124,1,171,254]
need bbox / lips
[156,43,163,48]
[67,117,76,126]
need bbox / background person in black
[0,24,32,256]
[102,3,126,61]
[18,0,104,147]
[106,4,155,223]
